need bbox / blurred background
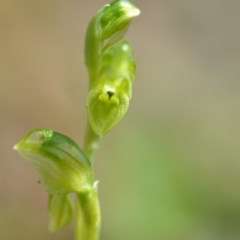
[1,0,240,239]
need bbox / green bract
[14,129,94,194]
[87,40,136,136]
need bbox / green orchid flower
[14,129,93,194]
[14,129,95,231]
[87,40,136,136]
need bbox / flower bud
[99,0,141,44]
[87,40,136,136]
[85,0,140,81]
[14,129,93,194]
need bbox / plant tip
[120,1,141,17]
[13,143,19,151]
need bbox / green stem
[75,188,101,240]
[83,122,101,162]
[75,122,101,240]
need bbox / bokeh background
[1,0,240,239]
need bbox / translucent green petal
[48,193,73,232]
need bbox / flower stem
[83,122,101,162]
[75,188,101,240]
[75,122,101,240]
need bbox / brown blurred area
[1,0,240,240]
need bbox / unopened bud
[85,0,140,81]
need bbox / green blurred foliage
[1,0,240,240]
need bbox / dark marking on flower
[107,90,114,99]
